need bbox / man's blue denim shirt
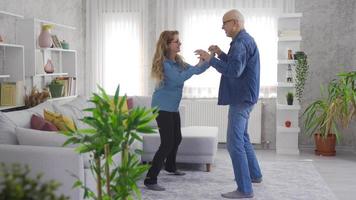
[209,29,260,106]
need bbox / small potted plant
[286,92,294,105]
[48,79,63,98]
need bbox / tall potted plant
[63,85,158,200]
[303,71,356,156]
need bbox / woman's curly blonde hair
[151,30,186,84]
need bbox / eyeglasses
[170,40,181,44]
[222,19,235,27]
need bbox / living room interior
[0,0,355,199]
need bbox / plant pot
[293,51,306,60]
[287,98,293,105]
[314,133,336,156]
[48,84,63,98]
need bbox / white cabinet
[16,18,77,98]
[276,13,302,155]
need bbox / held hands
[194,49,213,63]
[208,45,222,56]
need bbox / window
[103,12,143,96]
[180,10,277,98]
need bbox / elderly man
[195,9,262,199]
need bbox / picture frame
[51,35,62,48]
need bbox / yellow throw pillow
[44,109,76,131]
[109,96,128,113]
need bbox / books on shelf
[54,76,76,97]
[0,82,16,106]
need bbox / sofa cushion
[15,127,73,147]
[15,127,92,168]
[27,101,55,116]
[44,109,76,131]
[3,109,33,128]
[131,96,158,128]
[31,114,58,131]
[0,112,18,144]
[52,96,93,130]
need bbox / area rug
[139,150,337,200]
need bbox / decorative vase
[60,40,69,49]
[48,83,63,98]
[38,24,53,48]
[44,59,54,73]
[284,120,291,128]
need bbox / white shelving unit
[0,43,25,110]
[16,18,77,100]
[276,13,303,155]
[0,10,25,110]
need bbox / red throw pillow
[127,97,134,110]
[30,114,58,131]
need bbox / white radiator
[181,99,262,144]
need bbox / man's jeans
[227,103,262,194]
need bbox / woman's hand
[194,49,212,63]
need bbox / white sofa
[0,97,91,200]
[0,96,219,199]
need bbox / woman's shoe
[165,169,186,176]
[144,183,165,191]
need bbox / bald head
[223,9,244,29]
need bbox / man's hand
[194,49,213,63]
[208,45,222,56]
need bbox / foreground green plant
[63,85,158,200]
[0,163,69,200]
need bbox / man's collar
[232,29,246,41]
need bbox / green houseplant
[48,79,64,98]
[294,51,309,103]
[303,71,356,156]
[0,163,69,200]
[286,92,294,105]
[63,85,158,200]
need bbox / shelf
[278,36,302,42]
[35,18,76,30]
[0,10,24,19]
[277,82,294,87]
[38,48,76,53]
[34,73,69,77]
[279,13,303,19]
[0,43,24,48]
[277,104,301,110]
[0,104,25,111]
[47,95,78,102]
[0,75,10,79]
[277,126,300,133]
[278,59,296,65]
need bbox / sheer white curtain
[85,0,148,96]
[86,0,295,97]
[155,0,295,98]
